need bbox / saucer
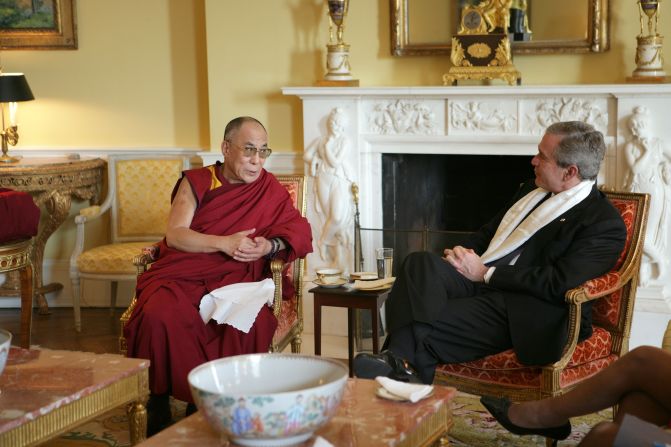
[353,277,395,291]
[313,278,348,288]
[350,271,378,281]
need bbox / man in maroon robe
[123,117,312,434]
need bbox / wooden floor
[0,307,352,361]
[0,307,125,354]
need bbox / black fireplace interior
[380,153,533,270]
[355,153,533,345]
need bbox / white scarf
[480,180,595,265]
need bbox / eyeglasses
[226,141,272,159]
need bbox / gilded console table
[0,157,105,314]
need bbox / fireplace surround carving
[283,84,671,345]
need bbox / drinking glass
[376,248,393,279]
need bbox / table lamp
[0,72,35,163]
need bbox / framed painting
[0,0,77,50]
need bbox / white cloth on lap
[375,376,433,403]
[199,278,275,333]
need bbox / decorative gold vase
[629,0,667,81]
[319,0,358,86]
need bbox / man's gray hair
[545,121,605,180]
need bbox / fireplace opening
[380,153,533,267]
[354,153,533,347]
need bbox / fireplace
[380,153,532,269]
[283,84,671,348]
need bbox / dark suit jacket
[464,179,627,365]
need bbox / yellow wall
[205,0,669,154]
[1,0,209,149]
[1,0,668,261]
[3,0,668,153]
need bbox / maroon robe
[124,164,312,402]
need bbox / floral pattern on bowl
[189,353,348,446]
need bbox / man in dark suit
[354,121,627,384]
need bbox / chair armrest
[69,193,115,279]
[565,271,623,305]
[132,245,160,275]
[270,259,285,318]
[132,253,153,275]
[548,264,635,370]
[663,320,671,352]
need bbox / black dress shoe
[147,393,173,436]
[353,350,423,384]
[480,396,572,440]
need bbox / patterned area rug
[43,392,611,446]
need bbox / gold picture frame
[390,0,609,56]
[0,0,77,50]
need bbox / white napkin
[353,277,396,290]
[375,376,433,403]
[198,279,275,333]
[312,436,335,447]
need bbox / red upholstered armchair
[118,174,307,355]
[433,190,650,402]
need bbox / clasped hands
[225,228,273,262]
[443,246,489,282]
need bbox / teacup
[316,268,343,284]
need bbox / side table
[310,285,390,376]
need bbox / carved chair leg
[437,432,450,446]
[127,400,147,445]
[18,263,33,349]
[291,334,302,353]
[110,280,118,315]
[71,275,82,332]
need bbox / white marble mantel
[284,84,671,348]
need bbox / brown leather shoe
[353,350,424,384]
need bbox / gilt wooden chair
[433,190,649,404]
[69,155,190,332]
[0,188,40,348]
[118,173,307,356]
[0,239,34,348]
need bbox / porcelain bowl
[0,329,12,376]
[188,353,348,446]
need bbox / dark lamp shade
[0,74,35,102]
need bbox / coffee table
[0,346,149,446]
[310,285,390,376]
[138,378,456,446]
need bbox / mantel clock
[443,2,521,86]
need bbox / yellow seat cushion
[77,241,158,274]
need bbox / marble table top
[0,346,149,434]
[140,378,456,446]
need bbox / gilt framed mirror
[390,0,609,55]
